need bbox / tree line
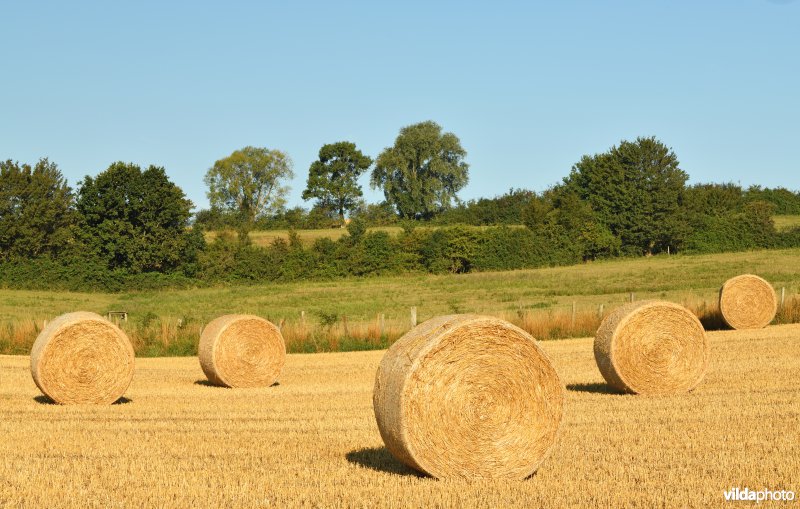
[198,120,469,239]
[2,122,800,291]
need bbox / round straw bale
[30,311,135,405]
[373,314,564,480]
[198,314,286,388]
[719,274,777,330]
[594,300,709,395]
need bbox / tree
[302,141,372,225]
[683,183,743,216]
[551,191,620,260]
[522,190,619,261]
[204,146,294,238]
[563,136,687,255]
[521,193,551,231]
[76,162,196,272]
[345,216,367,244]
[0,158,75,260]
[193,206,238,231]
[744,185,800,215]
[739,200,777,247]
[371,121,469,220]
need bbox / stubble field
[1,324,798,508]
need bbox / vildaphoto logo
[724,487,795,503]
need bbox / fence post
[630,292,635,303]
[571,301,576,327]
[301,310,305,326]
[598,304,604,320]
[379,313,385,337]
[410,306,417,328]
[342,315,349,337]
[781,287,785,310]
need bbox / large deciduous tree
[371,121,469,220]
[204,146,293,238]
[0,158,75,260]
[302,141,372,225]
[76,162,195,272]
[563,136,687,255]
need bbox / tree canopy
[302,141,372,224]
[205,146,294,237]
[77,162,195,272]
[0,158,74,260]
[371,121,469,220]
[563,136,687,255]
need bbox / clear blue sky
[2,1,798,212]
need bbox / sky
[1,1,799,213]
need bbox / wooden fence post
[780,287,786,310]
[598,304,604,320]
[410,306,417,328]
[571,301,576,327]
[379,313,385,337]
[630,292,635,303]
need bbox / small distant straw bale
[373,314,564,480]
[719,274,777,330]
[30,311,135,405]
[198,314,286,388]
[594,301,709,395]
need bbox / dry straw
[594,301,709,395]
[198,314,286,388]
[373,314,565,480]
[30,311,135,405]
[719,274,777,330]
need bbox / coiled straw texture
[373,314,565,480]
[199,314,286,388]
[719,274,777,330]
[30,311,135,405]
[594,301,709,395]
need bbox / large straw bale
[373,314,564,480]
[594,301,709,395]
[198,314,285,388]
[719,274,777,330]
[30,311,135,405]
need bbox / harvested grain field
[1,325,799,508]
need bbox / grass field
[206,216,799,246]
[204,226,403,247]
[204,225,514,247]
[774,215,800,232]
[1,324,798,507]
[2,248,800,355]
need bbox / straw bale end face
[198,314,286,388]
[593,301,709,395]
[373,314,564,480]
[719,274,777,330]
[30,311,135,405]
